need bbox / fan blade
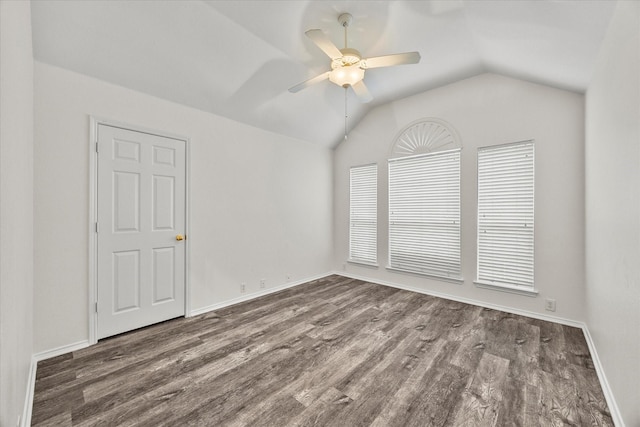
[351,80,373,103]
[362,52,421,69]
[288,71,330,93]
[305,29,343,60]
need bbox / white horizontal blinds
[477,141,534,288]
[349,164,377,265]
[388,149,461,278]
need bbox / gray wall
[334,73,586,321]
[12,2,640,425]
[585,1,640,425]
[0,2,35,426]
[33,62,333,353]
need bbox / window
[349,164,377,265]
[477,141,535,291]
[388,149,461,279]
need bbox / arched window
[387,119,462,280]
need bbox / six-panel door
[97,124,186,339]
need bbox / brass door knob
[176,234,185,241]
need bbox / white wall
[33,62,333,353]
[585,1,640,425]
[0,1,35,426]
[334,73,586,321]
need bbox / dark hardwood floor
[31,275,613,426]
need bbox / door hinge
[95,142,99,153]
[95,302,98,313]
[95,222,99,233]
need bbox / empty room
[1,0,638,426]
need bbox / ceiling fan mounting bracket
[338,13,353,28]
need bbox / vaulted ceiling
[30,0,616,148]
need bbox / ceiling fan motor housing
[332,48,362,68]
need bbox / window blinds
[477,141,534,288]
[349,164,377,265]
[388,149,461,279]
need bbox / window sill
[386,266,464,285]
[474,281,538,297]
[347,260,379,269]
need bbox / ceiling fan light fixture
[329,65,364,87]
[289,11,421,104]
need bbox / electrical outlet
[240,282,246,293]
[545,298,556,312]
[342,263,347,271]
[260,279,266,289]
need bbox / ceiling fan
[289,13,421,103]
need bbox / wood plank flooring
[31,275,613,426]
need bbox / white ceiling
[30,0,616,148]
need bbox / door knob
[176,234,185,241]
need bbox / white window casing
[477,140,535,290]
[388,149,462,279]
[349,163,378,266]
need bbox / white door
[97,124,186,339]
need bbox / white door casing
[96,124,186,339]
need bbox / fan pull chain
[344,87,348,140]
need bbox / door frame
[88,116,191,345]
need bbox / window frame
[348,163,378,267]
[387,148,462,281]
[475,140,537,296]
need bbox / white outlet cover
[545,299,556,311]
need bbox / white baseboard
[22,272,330,425]
[22,272,624,427]
[22,340,90,427]
[188,271,333,317]
[333,270,625,426]
[21,357,37,427]
[33,340,91,362]
[332,271,583,328]
[581,326,625,427]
